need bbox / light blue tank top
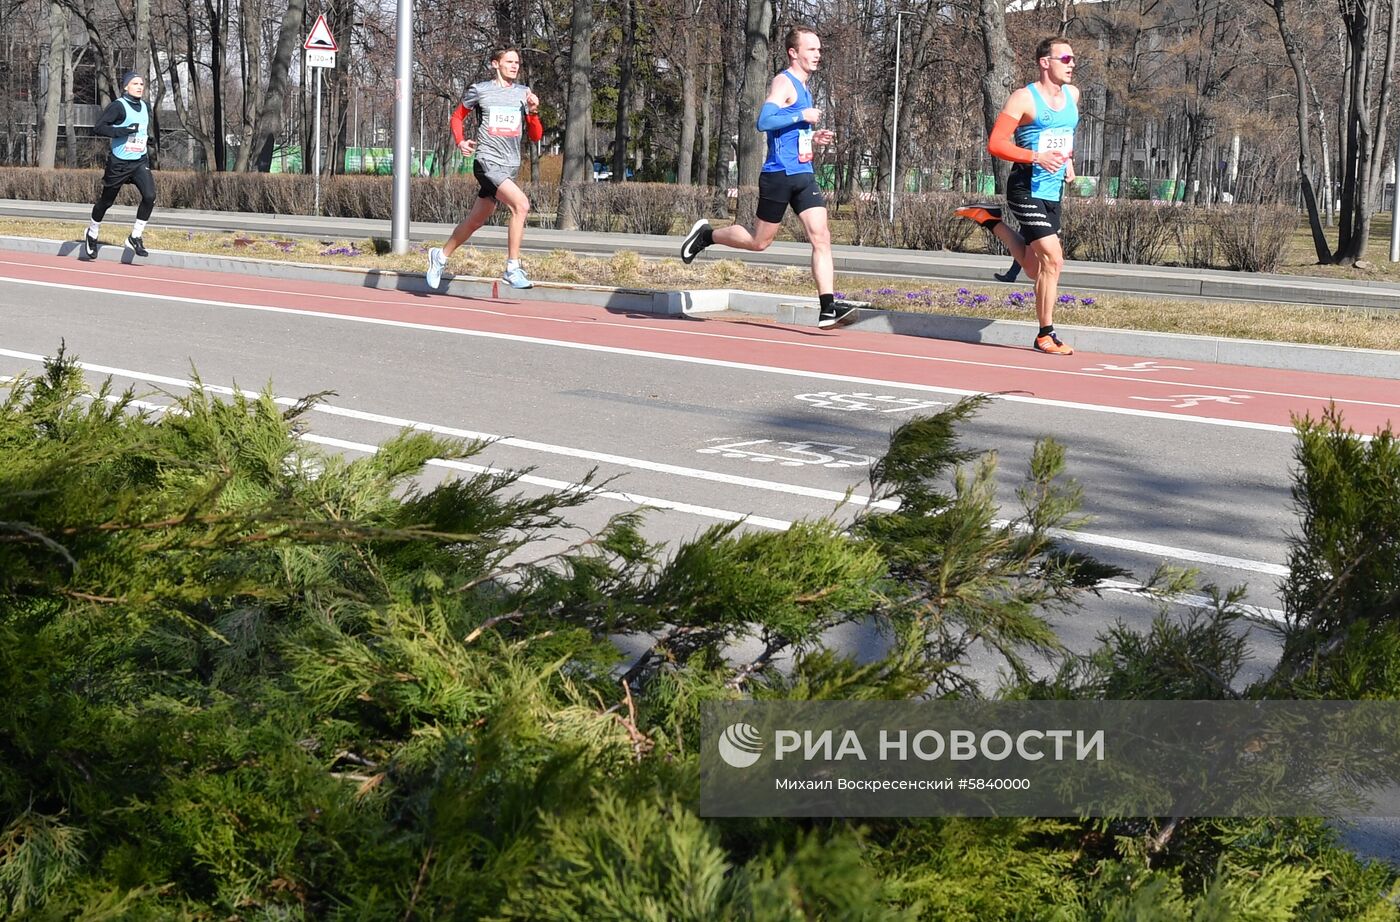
[761,71,815,176]
[1011,84,1078,200]
[110,98,150,161]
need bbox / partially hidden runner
[84,70,156,259]
[426,48,543,291]
[957,35,1080,355]
[679,26,857,329]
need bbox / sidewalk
[2,205,1398,381]
[5,198,1400,313]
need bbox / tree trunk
[135,0,150,78]
[558,0,593,229]
[251,0,304,172]
[63,45,78,167]
[697,62,712,186]
[611,0,636,182]
[735,0,772,188]
[38,1,65,169]
[1268,0,1331,262]
[975,0,1016,193]
[713,1,739,191]
[677,32,697,185]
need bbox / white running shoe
[425,247,448,289]
[502,264,533,289]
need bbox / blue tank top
[1009,84,1078,200]
[110,98,150,161]
[761,71,815,175]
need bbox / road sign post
[304,14,338,216]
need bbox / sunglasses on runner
[1045,54,1075,64]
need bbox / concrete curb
[5,234,1398,380]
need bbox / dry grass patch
[4,217,1398,352]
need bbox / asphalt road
[5,250,1394,636]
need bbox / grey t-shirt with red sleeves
[463,80,531,173]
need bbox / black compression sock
[1039,326,1054,337]
[820,293,835,312]
[701,225,715,246]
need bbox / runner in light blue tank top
[955,36,1081,355]
[762,71,815,176]
[1011,83,1079,201]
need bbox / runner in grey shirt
[426,48,543,290]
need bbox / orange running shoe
[1033,332,1074,355]
[954,204,1003,228]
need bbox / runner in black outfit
[85,70,156,259]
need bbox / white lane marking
[1,350,1294,579]
[1131,394,1252,409]
[0,285,1314,436]
[1062,529,1289,576]
[796,391,947,413]
[1083,361,1193,372]
[3,267,1396,415]
[697,438,876,469]
[1097,579,1285,623]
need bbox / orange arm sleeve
[525,113,543,142]
[450,104,469,145]
[987,112,1036,166]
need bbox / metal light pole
[391,0,413,253]
[888,10,913,223]
[1391,148,1400,262]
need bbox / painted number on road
[1083,361,1192,372]
[1130,394,1253,409]
[698,438,876,469]
[796,391,947,413]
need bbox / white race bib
[798,128,814,163]
[124,134,148,155]
[485,106,522,138]
[1037,129,1073,156]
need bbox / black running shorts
[756,171,826,223]
[1006,190,1062,243]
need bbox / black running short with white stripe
[1005,192,1062,243]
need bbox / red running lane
[5,253,1398,433]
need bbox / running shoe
[680,218,712,264]
[502,264,533,289]
[126,235,148,257]
[955,204,1003,228]
[994,263,1022,283]
[425,246,448,289]
[82,231,99,259]
[1033,332,1074,355]
[818,302,859,329]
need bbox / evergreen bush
[2,352,1397,919]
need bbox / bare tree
[38,0,66,169]
[975,0,1017,192]
[735,0,772,188]
[251,0,305,171]
[558,0,592,228]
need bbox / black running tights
[92,163,156,222]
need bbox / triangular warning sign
[304,14,337,51]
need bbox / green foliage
[1278,407,1400,689]
[2,352,1397,918]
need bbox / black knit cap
[120,70,141,93]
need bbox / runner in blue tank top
[957,36,1081,355]
[679,27,857,328]
[83,71,157,259]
